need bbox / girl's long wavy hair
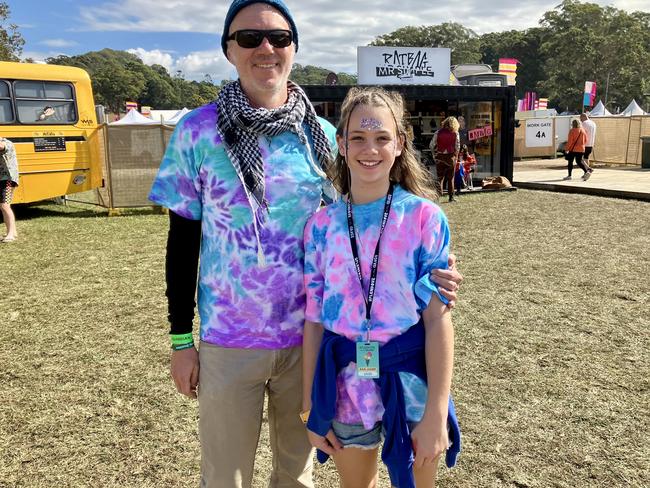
[327,87,438,201]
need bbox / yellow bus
[0,61,103,203]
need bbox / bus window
[14,80,77,124]
[0,81,13,123]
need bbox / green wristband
[170,333,193,345]
[171,342,195,351]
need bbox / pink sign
[468,125,492,141]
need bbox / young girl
[456,145,476,192]
[459,145,476,168]
[302,88,460,488]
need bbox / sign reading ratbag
[358,47,451,85]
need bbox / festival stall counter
[303,46,516,183]
[304,84,516,183]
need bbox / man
[149,1,463,486]
[0,137,19,243]
[580,113,597,171]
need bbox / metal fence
[70,123,175,209]
[513,114,650,165]
[591,115,650,166]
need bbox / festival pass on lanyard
[347,183,394,379]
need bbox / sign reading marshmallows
[357,46,451,85]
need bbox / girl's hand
[307,429,343,456]
[410,417,448,468]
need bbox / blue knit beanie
[221,0,299,55]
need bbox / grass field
[1,189,648,488]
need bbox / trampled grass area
[1,190,648,487]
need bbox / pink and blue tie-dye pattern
[150,103,337,349]
[304,186,450,428]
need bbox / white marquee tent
[149,109,180,123]
[620,99,647,116]
[589,100,612,116]
[110,108,160,125]
[165,107,191,125]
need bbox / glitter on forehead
[360,118,383,130]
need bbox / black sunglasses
[227,29,293,49]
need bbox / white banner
[357,47,451,85]
[525,119,553,147]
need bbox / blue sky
[9,0,649,82]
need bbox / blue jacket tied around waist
[307,321,461,488]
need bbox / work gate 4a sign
[525,119,553,147]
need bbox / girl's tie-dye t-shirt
[303,185,451,427]
[149,103,336,349]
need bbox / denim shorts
[331,419,420,449]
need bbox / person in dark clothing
[429,117,460,202]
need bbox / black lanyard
[346,183,394,341]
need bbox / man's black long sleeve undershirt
[166,211,201,335]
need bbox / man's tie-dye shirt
[150,103,336,349]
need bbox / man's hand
[307,429,343,457]
[429,253,463,309]
[171,347,199,399]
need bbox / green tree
[290,64,356,85]
[479,28,547,98]
[46,49,219,111]
[48,50,146,113]
[93,66,146,113]
[196,80,219,103]
[0,1,24,61]
[170,77,219,108]
[139,65,180,109]
[539,0,650,111]
[370,23,481,65]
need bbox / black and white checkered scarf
[216,80,332,210]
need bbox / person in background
[580,113,597,171]
[457,115,468,148]
[0,137,19,243]
[148,1,465,487]
[456,145,476,193]
[430,117,460,202]
[459,145,476,166]
[38,106,56,121]
[564,119,591,181]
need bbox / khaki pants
[198,343,313,488]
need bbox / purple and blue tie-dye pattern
[149,103,337,349]
[303,186,451,428]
